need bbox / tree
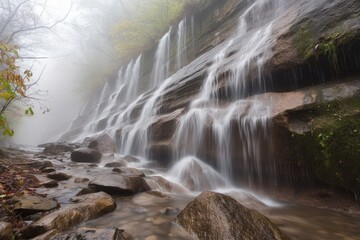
[0,42,34,136]
[110,0,191,60]
[0,0,72,137]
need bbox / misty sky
[12,0,121,145]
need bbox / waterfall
[63,0,290,190]
[176,18,187,70]
[172,0,284,188]
[126,55,142,101]
[150,27,172,88]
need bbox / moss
[292,97,360,194]
[293,24,314,61]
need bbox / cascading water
[172,0,282,189]
[126,55,142,101]
[150,27,172,88]
[65,0,288,189]
[176,18,187,70]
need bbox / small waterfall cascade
[176,18,187,70]
[64,0,292,190]
[150,27,172,88]
[126,55,142,101]
[172,0,285,188]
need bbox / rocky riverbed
[0,140,359,240]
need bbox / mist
[6,0,125,145]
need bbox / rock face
[42,143,73,155]
[22,192,116,238]
[176,191,288,240]
[88,174,150,195]
[88,134,116,154]
[71,148,102,163]
[51,227,128,240]
[273,81,360,193]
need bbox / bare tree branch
[5,0,74,43]
[0,0,31,37]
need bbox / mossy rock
[292,97,360,194]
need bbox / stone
[105,162,126,168]
[144,176,189,194]
[42,143,73,155]
[47,172,71,181]
[75,188,95,196]
[114,167,145,177]
[21,192,116,238]
[13,195,58,217]
[30,230,58,240]
[41,167,56,173]
[176,191,288,240]
[0,222,13,240]
[41,180,59,188]
[160,207,180,215]
[40,161,54,169]
[71,148,102,163]
[88,174,150,195]
[87,134,116,154]
[51,227,128,240]
[122,155,140,163]
[74,178,90,183]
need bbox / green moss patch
[292,97,360,194]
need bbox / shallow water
[30,150,360,240]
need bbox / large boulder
[71,148,102,163]
[21,192,116,238]
[88,174,150,195]
[87,134,116,154]
[42,143,73,155]
[176,191,288,240]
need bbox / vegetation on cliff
[292,97,360,197]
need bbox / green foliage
[0,42,33,136]
[110,0,190,60]
[293,97,360,195]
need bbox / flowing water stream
[57,0,360,238]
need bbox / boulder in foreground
[21,192,116,238]
[176,191,288,240]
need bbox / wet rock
[176,191,288,240]
[71,148,102,163]
[116,167,145,177]
[88,174,150,195]
[74,178,90,183]
[75,188,96,196]
[144,176,189,194]
[40,161,54,169]
[52,227,128,240]
[0,222,13,240]
[42,143,73,155]
[13,195,58,217]
[105,162,126,168]
[122,155,140,163]
[41,167,56,173]
[41,180,59,188]
[30,229,58,240]
[160,207,180,215]
[47,172,71,181]
[21,192,116,238]
[87,134,116,154]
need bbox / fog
[7,0,125,145]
